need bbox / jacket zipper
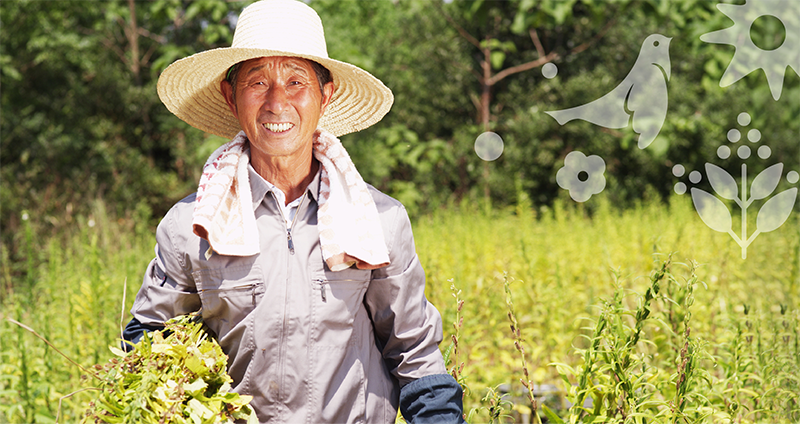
[316,278,327,302]
[269,189,308,412]
[199,283,259,305]
[287,193,306,254]
[270,190,307,255]
[315,278,364,302]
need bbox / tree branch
[469,92,481,116]
[487,51,559,86]
[434,2,482,50]
[101,37,129,68]
[569,17,617,55]
[529,28,546,59]
[487,17,617,86]
[141,43,159,69]
[137,27,167,45]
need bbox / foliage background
[3,0,798,243]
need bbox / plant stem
[7,317,98,379]
[504,275,542,424]
[741,164,748,259]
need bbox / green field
[1,196,798,423]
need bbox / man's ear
[220,79,238,119]
[320,81,334,114]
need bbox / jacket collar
[248,162,321,211]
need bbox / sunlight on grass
[1,195,798,423]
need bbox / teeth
[263,122,294,133]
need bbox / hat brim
[157,47,393,138]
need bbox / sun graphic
[700,0,800,100]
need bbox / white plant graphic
[673,113,799,259]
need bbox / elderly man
[123,0,464,422]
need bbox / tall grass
[416,195,799,422]
[1,200,152,423]
[1,194,797,422]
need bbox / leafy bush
[82,313,255,424]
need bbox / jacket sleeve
[399,374,465,423]
[124,207,202,346]
[364,202,464,422]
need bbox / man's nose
[262,86,288,114]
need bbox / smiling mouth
[263,122,294,133]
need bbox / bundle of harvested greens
[82,313,256,424]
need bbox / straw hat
[157,0,393,138]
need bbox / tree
[1,0,249,281]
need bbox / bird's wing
[626,64,669,149]
[545,81,633,129]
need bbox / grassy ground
[1,195,798,423]
[415,196,799,422]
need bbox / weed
[504,273,542,424]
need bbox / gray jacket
[129,165,448,423]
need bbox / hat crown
[232,0,329,59]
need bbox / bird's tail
[544,110,573,125]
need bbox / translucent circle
[542,62,558,79]
[750,15,786,51]
[689,171,702,184]
[674,182,687,195]
[748,129,761,143]
[757,145,771,159]
[738,145,751,159]
[737,112,751,126]
[788,171,799,184]
[717,145,731,159]
[474,131,504,161]
[727,129,741,143]
[672,164,685,177]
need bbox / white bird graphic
[545,34,672,149]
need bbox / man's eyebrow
[284,61,311,76]
[245,65,266,76]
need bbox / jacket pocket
[193,265,264,338]
[311,268,370,347]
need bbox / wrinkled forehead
[238,56,315,76]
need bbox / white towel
[192,130,390,271]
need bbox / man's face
[221,56,334,161]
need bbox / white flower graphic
[557,151,607,202]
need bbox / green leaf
[542,404,565,424]
[109,345,128,358]
[185,352,205,375]
[491,51,506,70]
[184,378,208,395]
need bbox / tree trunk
[481,43,492,205]
[127,0,141,86]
